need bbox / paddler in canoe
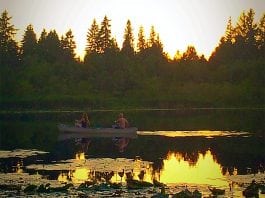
[75,113,90,128]
[114,113,129,129]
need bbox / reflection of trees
[1,122,263,177]
[152,158,164,176]
[210,136,265,174]
[183,152,200,165]
[54,135,264,175]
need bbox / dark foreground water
[0,109,264,197]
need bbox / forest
[0,9,264,110]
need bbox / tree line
[0,9,264,109]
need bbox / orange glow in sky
[1,0,264,59]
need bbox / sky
[1,0,264,59]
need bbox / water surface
[0,109,264,197]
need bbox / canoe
[58,124,138,139]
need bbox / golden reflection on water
[58,152,88,183]
[138,130,249,137]
[72,168,89,183]
[158,150,228,187]
[75,152,85,160]
[58,150,229,187]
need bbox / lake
[0,109,264,197]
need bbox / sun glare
[1,0,264,59]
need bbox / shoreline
[0,107,265,114]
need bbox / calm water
[0,109,264,197]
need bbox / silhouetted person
[115,113,129,129]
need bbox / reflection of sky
[138,130,250,137]
[58,152,154,184]
[158,150,228,187]
[58,150,229,188]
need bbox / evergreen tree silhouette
[0,10,19,67]
[86,18,99,55]
[121,19,135,57]
[137,25,146,53]
[256,13,265,57]
[234,9,258,59]
[97,15,112,53]
[181,45,199,62]
[61,29,76,62]
[21,24,37,63]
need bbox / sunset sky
[1,0,264,59]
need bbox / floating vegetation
[26,157,152,173]
[208,187,225,196]
[0,184,21,191]
[23,183,74,194]
[242,180,260,197]
[1,172,265,197]
[151,186,169,198]
[153,179,166,187]
[0,149,48,158]
[126,179,153,189]
[226,172,265,184]
[172,188,202,198]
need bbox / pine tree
[110,37,120,52]
[210,9,260,63]
[61,29,76,61]
[210,17,236,64]
[181,46,199,61]
[224,17,234,43]
[0,10,19,67]
[37,28,48,60]
[97,15,112,53]
[174,50,182,61]
[234,9,258,59]
[38,29,62,63]
[154,33,163,52]
[148,25,156,47]
[21,24,37,59]
[235,9,257,42]
[86,19,99,54]
[121,19,134,56]
[256,13,265,56]
[137,25,146,52]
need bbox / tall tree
[181,46,199,62]
[121,19,134,56]
[61,29,76,61]
[148,25,156,47]
[0,10,19,67]
[137,25,146,52]
[234,9,257,59]
[154,33,163,52]
[21,24,37,60]
[174,50,182,61]
[37,28,48,59]
[256,13,265,56]
[110,37,120,52]
[209,17,236,64]
[235,9,257,43]
[97,15,112,53]
[224,17,234,43]
[210,9,260,63]
[146,26,164,54]
[86,19,99,54]
[38,29,62,63]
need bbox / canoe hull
[58,124,138,139]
